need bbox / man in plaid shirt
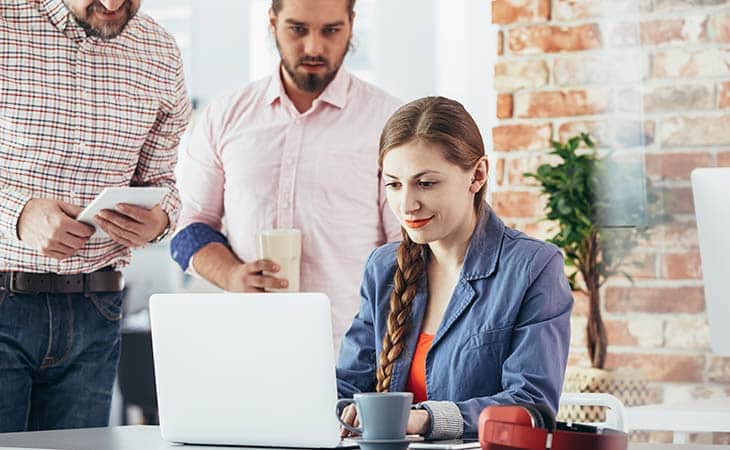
[0,0,191,431]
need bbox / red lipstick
[404,216,433,229]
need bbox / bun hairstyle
[375,96,486,392]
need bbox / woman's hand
[339,404,361,437]
[339,405,431,438]
[407,409,431,436]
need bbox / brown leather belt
[0,268,124,295]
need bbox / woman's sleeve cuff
[415,400,464,440]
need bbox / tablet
[409,439,480,450]
[77,187,168,238]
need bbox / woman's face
[382,140,486,246]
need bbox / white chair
[558,392,629,433]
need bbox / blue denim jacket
[336,207,573,438]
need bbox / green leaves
[524,133,600,288]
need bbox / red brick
[661,252,703,279]
[494,60,549,92]
[715,14,730,43]
[641,221,699,250]
[654,0,730,11]
[554,52,647,86]
[605,286,705,313]
[492,0,550,25]
[514,89,609,118]
[646,152,712,180]
[650,221,699,249]
[659,187,695,215]
[552,0,647,21]
[720,82,730,109]
[719,152,730,167]
[607,22,641,47]
[567,350,589,368]
[494,158,505,186]
[508,24,602,54]
[643,84,714,113]
[620,252,658,279]
[497,94,513,119]
[641,18,708,45]
[516,220,555,241]
[654,49,730,78]
[492,123,552,151]
[605,320,639,346]
[505,154,561,187]
[661,116,730,146]
[605,353,705,382]
[491,191,545,218]
[709,357,730,383]
[558,120,654,148]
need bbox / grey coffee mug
[335,392,413,440]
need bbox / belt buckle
[8,272,37,295]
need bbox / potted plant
[525,133,651,424]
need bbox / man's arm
[130,46,191,232]
[0,188,31,241]
[97,45,191,246]
[170,224,287,292]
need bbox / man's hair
[271,0,356,16]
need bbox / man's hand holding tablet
[77,187,169,248]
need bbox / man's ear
[469,157,488,193]
[269,8,277,35]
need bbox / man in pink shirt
[171,0,401,345]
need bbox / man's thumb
[58,201,83,218]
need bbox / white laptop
[149,292,348,448]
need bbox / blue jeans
[0,278,122,432]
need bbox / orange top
[405,332,435,403]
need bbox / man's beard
[68,0,139,40]
[276,36,350,93]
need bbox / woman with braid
[336,97,573,440]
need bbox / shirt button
[286,158,294,165]
[294,119,302,125]
[281,201,289,208]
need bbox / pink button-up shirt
[176,67,402,343]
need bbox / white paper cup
[255,229,301,292]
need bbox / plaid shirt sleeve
[132,45,192,233]
[0,189,31,241]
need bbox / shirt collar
[40,0,71,33]
[461,204,504,281]
[265,64,350,110]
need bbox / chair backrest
[559,392,628,432]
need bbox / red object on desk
[478,404,628,450]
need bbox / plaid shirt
[0,0,191,274]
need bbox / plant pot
[559,366,651,426]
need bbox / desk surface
[627,396,730,432]
[0,426,728,450]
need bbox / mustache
[298,56,328,66]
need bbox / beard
[276,35,350,94]
[67,0,139,40]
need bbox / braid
[375,230,425,392]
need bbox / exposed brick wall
[490,0,730,412]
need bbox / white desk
[627,396,730,444]
[0,426,728,450]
